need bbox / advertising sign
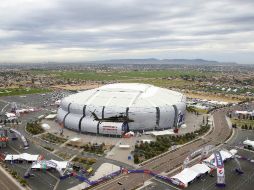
[214,151,226,186]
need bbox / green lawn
[29,70,215,81]
[231,118,254,126]
[41,133,67,144]
[0,88,51,97]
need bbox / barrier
[60,167,185,188]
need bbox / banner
[214,151,226,187]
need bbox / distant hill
[88,58,237,65]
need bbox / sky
[0,0,254,64]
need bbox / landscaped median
[133,124,210,164]
[72,156,96,170]
[41,133,67,144]
[66,141,114,155]
[26,122,45,135]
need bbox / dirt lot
[185,92,241,103]
[51,83,102,91]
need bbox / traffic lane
[92,107,233,190]
[7,162,58,190]
[0,166,23,190]
[186,151,254,190]
[227,129,254,146]
[3,141,60,190]
[93,174,149,190]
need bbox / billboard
[214,151,226,186]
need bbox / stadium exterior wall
[57,83,186,136]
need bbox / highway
[91,107,233,190]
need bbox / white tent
[150,130,175,136]
[31,160,68,170]
[5,153,39,162]
[45,114,57,119]
[5,112,16,118]
[243,140,254,148]
[171,168,198,187]
[41,123,51,130]
[189,163,211,175]
[203,149,234,167]
[230,149,238,155]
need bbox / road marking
[1,102,9,112]
[8,144,21,154]
[47,171,59,180]
[53,179,60,190]
[91,175,127,190]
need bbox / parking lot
[0,92,241,190]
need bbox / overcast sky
[0,0,254,64]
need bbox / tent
[5,153,39,162]
[202,150,235,167]
[189,164,211,175]
[31,160,68,170]
[41,123,51,130]
[243,140,254,148]
[171,168,198,187]
[45,114,57,119]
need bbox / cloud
[0,0,253,63]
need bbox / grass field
[0,87,51,97]
[231,118,254,126]
[30,70,215,81]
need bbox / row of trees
[0,119,19,125]
[241,124,254,130]
[134,124,210,164]
[232,123,254,130]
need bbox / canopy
[5,153,39,161]
[189,163,211,175]
[171,168,198,186]
[31,160,68,170]
[243,140,254,147]
[45,114,57,119]
[203,149,234,167]
[150,130,175,136]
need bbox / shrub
[26,122,44,135]
[43,146,54,151]
[41,133,67,144]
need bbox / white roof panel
[172,168,198,186]
[189,164,211,174]
[62,83,185,108]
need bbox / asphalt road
[139,106,254,190]
[1,93,252,190]
[91,106,234,190]
[0,166,23,190]
[1,92,134,190]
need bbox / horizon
[0,0,254,64]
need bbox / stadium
[57,83,186,136]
